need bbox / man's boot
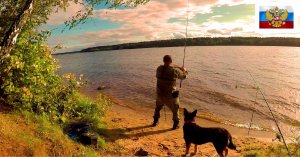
[172,120,179,130]
[152,117,159,127]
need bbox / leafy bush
[0,26,111,127]
[63,92,112,127]
[0,29,63,112]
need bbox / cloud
[206,27,243,36]
[47,1,84,26]
[91,0,222,41]
[46,0,300,52]
[172,32,186,39]
[47,0,254,52]
[211,15,223,18]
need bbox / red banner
[259,21,294,29]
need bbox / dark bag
[172,90,179,98]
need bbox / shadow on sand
[97,124,173,142]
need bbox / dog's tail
[228,133,237,150]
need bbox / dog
[183,108,236,157]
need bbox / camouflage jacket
[156,65,187,97]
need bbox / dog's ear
[192,109,197,117]
[184,108,188,116]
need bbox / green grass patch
[0,92,112,156]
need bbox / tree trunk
[0,0,34,100]
[0,0,34,55]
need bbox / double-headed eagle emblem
[266,7,288,28]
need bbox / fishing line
[248,89,258,135]
[246,69,291,156]
[179,0,189,88]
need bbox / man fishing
[152,55,188,130]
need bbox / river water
[56,46,300,136]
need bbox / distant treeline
[59,37,300,54]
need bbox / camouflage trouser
[153,95,180,122]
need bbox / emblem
[266,7,288,28]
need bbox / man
[152,55,188,130]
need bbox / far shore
[54,37,300,55]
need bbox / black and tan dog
[183,108,236,157]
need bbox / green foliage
[0,0,144,144]
[0,25,112,128]
[240,139,300,157]
[1,29,80,117]
[64,0,150,29]
[0,0,150,110]
[97,137,106,149]
[1,29,61,111]
[64,93,112,127]
[1,0,150,45]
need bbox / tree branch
[0,0,34,54]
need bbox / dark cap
[163,55,172,63]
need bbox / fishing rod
[248,89,258,135]
[246,69,291,156]
[179,0,189,88]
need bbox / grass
[0,91,112,156]
[240,142,300,157]
[0,111,98,156]
[240,144,265,157]
[0,109,102,156]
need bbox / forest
[69,37,300,53]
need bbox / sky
[44,0,300,53]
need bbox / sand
[98,102,278,156]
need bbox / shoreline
[54,45,300,55]
[112,101,276,141]
[81,88,276,142]
[53,37,300,55]
[98,98,283,156]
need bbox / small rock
[135,148,148,156]
[111,118,122,122]
[159,143,169,150]
[97,85,106,90]
[167,152,174,156]
[131,137,139,141]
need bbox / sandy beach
[80,85,283,156]
[97,101,278,156]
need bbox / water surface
[56,46,300,135]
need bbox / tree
[0,0,150,55]
[0,0,149,110]
[0,0,33,55]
